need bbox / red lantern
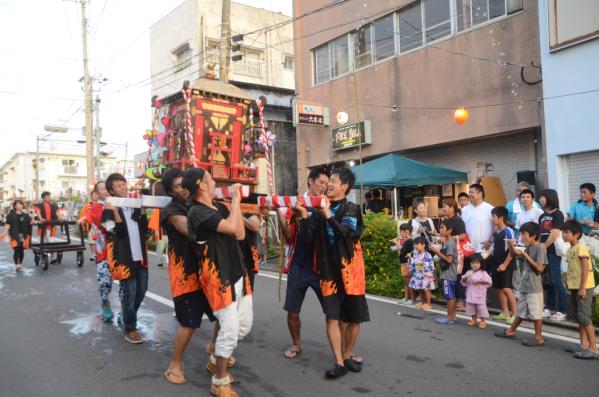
[454,107,469,125]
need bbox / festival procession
[1,1,599,396]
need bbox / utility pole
[80,0,94,191]
[94,95,102,180]
[219,0,231,83]
[35,136,40,200]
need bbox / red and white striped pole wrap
[256,98,274,195]
[182,87,197,167]
[258,195,327,209]
[215,185,250,200]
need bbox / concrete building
[538,0,599,208]
[293,0,543,200]
[0,152,117,203]
[149,0,298,195]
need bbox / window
[206,40,220,64]
[399,3,423,52]
[424,0,452,42]
[331,35,349,77]
[373,14,395,61]
[314,45,331,84]
[283,55,294,70]
[172,43,192,72]
[311,0,522,83]
[354,25,372,69]
[231,49,262,76]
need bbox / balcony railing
[62,166,79,174]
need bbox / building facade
[538,0,599,209]
[150,0,298,194]
[293,0,543,200]
[0,152,117,203]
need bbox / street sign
[292,99,329,126]
[331,120,372,151]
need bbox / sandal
[350,354,363,364]
[522,339,544,347]
[494,329,516,339]
[164,369,186,385]
[284,346,302,359]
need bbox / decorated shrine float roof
[160,77,252,105]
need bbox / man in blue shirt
[567,183,597,235]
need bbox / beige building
[293,0,544,199]
[150,0,295,98]
[0,152,117,202]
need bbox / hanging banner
[332,120,372,151]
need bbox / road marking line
[256,272,583,345]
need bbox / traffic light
[231,34,243,62]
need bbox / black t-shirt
[5,211,30,240]
[239,213,259,273]
[291,208,316,268]
[490,227,515,271]
[539,210,565,256]
[449,215,466,236]
[160,200,197,267]
[188,201,244,285]
[399,238,414,264]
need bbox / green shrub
[361,213,404,298]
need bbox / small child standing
[561,220,599,359]
[430,220,458,324]
[494,222,547,346]
[461,254,492,328]
[409,236,435,310]
[397,223,415,305]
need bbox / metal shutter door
[567,151,599,204]
[404,132,535,199]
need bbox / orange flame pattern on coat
[199,244,233,312]
[320,279,338,297]
[168,248,200,298]
[340,241,366,295]
[9,236,31,249]
[244,273,253,295]
[250,245,260,273]
[106,241,132,281]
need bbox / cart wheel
[34,253,40,266]
[57,252,63,264]
[76,252,84,268]
[42,255,49,271]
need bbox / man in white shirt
[462,183,494,253]
[515,189,544,232]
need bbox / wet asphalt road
[1,240,598,397]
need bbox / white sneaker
[398,298,407,304]
[550,312,566,321]
[542,309,552,319]
[405,299,414,306]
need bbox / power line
[357,87,599,112]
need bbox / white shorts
[517,292,543,320]
[213,278,253,358]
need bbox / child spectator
[461,254,492,328]
[396,222,415,305]
[430,220,458,325]
[408,236,435,311]
[488,206,517,325]
[561,220,599,359]
[410,201,437,241]
[495,222,547,347]
[457,192,470,209]
[567,183,597,235]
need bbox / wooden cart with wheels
[30,220,85,271]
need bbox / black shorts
[323,294,370,324]
[174,290,216,329]
[491,266,514,289]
